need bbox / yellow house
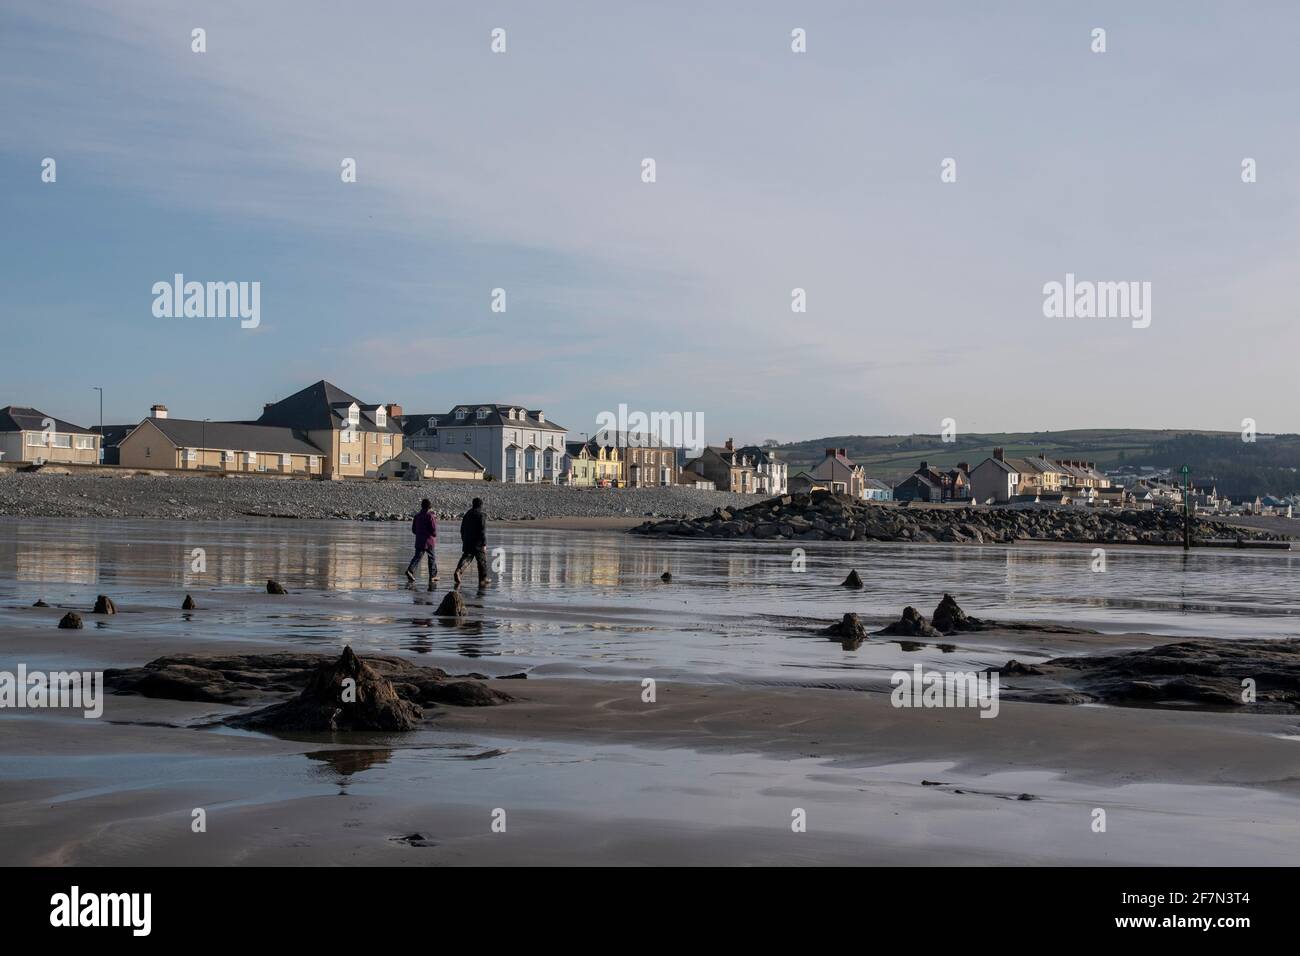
[254,381,403,478]
[0,406,100,465]
[118,409,324,474]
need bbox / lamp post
[202,418,209,472]
[91,386,103,464]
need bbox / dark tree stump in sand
[660,571,672,582]
[932,593,984,633]
[228,646,424,732]
[878,606,941,638]
[436,590,467,618]
[182,595,197,610]
[33,599,48,607]
[266,579,287,595]
[93,595,116,614]
[841,570,864,589]
[825,612,868,649]
[58,612,83,629]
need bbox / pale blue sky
[3,1,1298,442]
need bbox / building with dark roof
[0,406,100,465]
[118,405,325,474]
[401,403,567,483]
[255,380,403,478]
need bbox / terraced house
[0,406,100,465]
[402,404,567,483]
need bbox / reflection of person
[404,498,438,585]
[453,497,490,589]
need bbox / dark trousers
[454,546,489,583]
[407,546,438,579]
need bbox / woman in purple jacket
[405,499,438,585]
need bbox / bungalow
[378,448,484,481]
[676,470,717,491]
[402,404,567,483]
[893,471,942,503]
[0,406,100,465]
[684,439,756,493]
[118,405,324,474]
[862,476,893,501]
[93,423,136,465]
[256,380,403,478]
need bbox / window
[309,456,318,469]
[222,451,234,462]
[455,408,467,420]
[382,434,391,446]
[477,407,489,419]
[75,436,94,449]
[47,433,67,447]
[281,454,291,468]
[183,449,196,462]
[375,407,386,427]
[341,453,350,465]
[26,433,44,446]
[426,417,437,430]
[245,452,257,465]
[347,404,359,427]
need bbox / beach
[2,518,1299,866]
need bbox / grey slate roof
[143,418,323,455]
[402,404,566,435]
[403,449,484,472]
[0,406,96,435]
[257,380,401,434]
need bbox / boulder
[841,569,864,589]
[228,646,424,732]
[266,579,287,595]
[436,590,467,618]
[878,606,941,638]
[92,595,116,614]
[58,611,83,629]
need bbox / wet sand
[3,521,1300,865]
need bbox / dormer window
[455,408,467,420]
[375,407,386,427]
[506,408,516,420]
[347,403,360,427]
[427,417,437,430]
[477,407,490,420]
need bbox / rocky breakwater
[631,491,1290,546]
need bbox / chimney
[957,461,969,473]
[919,460,928,470]
[838,448,846,457]
[150,404,168,419]
[993,447,1004,461]
[725,437,734,451]
[264,403,274,414]
[386,403,403,420]
[825,447,837,458]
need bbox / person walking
[453,497,490,589]
[405,498,438,586]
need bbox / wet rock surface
[841,569,864,589]
[57,611,83,629]
[92,595,116,614]
[997,639,1300,711]
[632,491,1289,546]
[266,579,287,595]
[435,590,467,618]
[105,649,514,724]
[931,593,983,632]
[878,606,942,638]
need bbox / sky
[3,1,1299,444]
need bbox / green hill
[773,429,1300,498]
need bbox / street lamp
[91,386,103,464]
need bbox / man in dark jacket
[405,498,438,586]
[453,497,490,588]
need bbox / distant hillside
[773,429,1300,498]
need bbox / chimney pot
[994,447,1004,461]
[725,437,734,450]
[149,404,168,419]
